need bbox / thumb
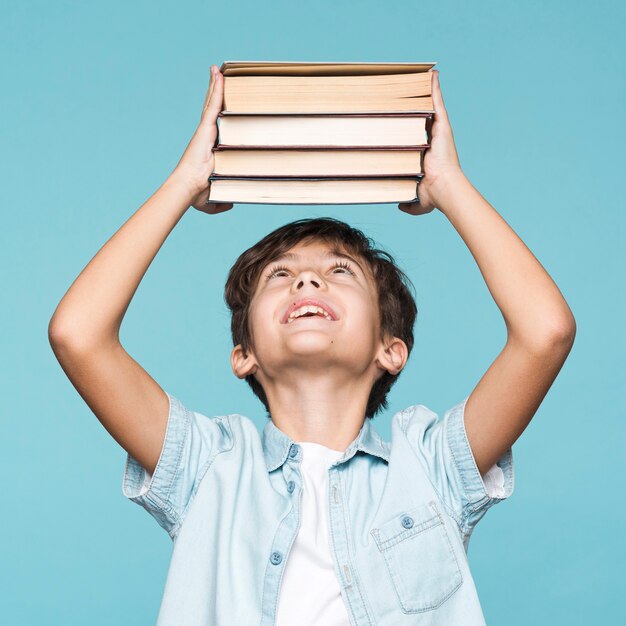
[201,66,224,127]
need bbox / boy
[48,65,576,625]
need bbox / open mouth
[282,299,339,324]
[286,305,335,324]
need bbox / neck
[261,369,373,451]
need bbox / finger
[203,68,224,123]
[205,202,233,214]
[202,65,217,112]
[431,70,449,122]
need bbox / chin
[283,333,337,354]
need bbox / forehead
[272,241,345,260]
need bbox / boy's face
[231,239,406,386]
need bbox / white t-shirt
[274,441,506,626]
[275,441,349,626]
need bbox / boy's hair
[224,217,417,419]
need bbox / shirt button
[270,551,283,565]
[287,480,295,493]
[289,444,300,458]
[402,515,414,529]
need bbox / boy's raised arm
[399,71,576,478]
[48,65,231,476]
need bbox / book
[216,113,430,147]
[222,72,433,114]
[206,177,420,205]
[211,147,425,177]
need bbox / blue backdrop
[2,1,624,624]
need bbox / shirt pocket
[370,500,463,613]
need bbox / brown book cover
[218,60,436,76]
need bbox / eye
[264,259,355,281]
[330,260,355,275]
[264,264,291,281]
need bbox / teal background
[2,0,624,624]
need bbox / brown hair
[224,217,417,419]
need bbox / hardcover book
[218,60,436,114]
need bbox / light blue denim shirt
[122,392,514,625]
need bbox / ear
[231,344,259,379]
[374,336,408,376]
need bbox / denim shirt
[122,392,514,625]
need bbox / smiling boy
[49,65,576,625]
[229,233,409,445]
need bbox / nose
[291,269,323,291]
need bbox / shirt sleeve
[399,395,514,536]
[121,391,234,539]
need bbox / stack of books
[206,61,436,205]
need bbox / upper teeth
[287,305,333,323]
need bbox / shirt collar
[262,415,390,472]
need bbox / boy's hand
[172,64,234,214]
[398,70,464,216]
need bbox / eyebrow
[267,248,366,275]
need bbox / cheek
[247,301,277,344]
[348,304,381,337]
